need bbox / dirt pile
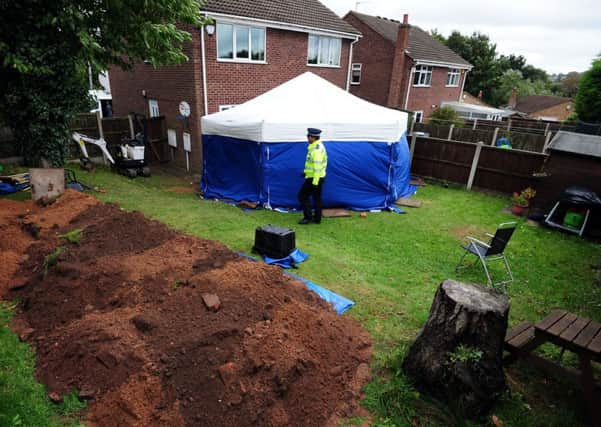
[2,191,373,426]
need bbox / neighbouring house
[505,91,574,122]
[109,0,360,172]
[342,11,472,122]
[442,91,507,121]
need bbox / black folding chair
[455,222,517,292]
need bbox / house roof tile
[347,11,471,67]
[514,95,572,114]
[203,0,360,36]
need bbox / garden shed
[200,72,414,210]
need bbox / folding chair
[455,222,517,291]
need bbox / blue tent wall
[201,133,414,209]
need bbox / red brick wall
[110,23,204,171]
[344,14,394,106]
[109,25,352,172]
[203,27,350,114]
[404,64,465,119]
[530,101,574,121]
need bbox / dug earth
[1,190,373,426]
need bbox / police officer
[298,128,327,224]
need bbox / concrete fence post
[467,141,484,191]
[543,131,553,153]
[409,118,415,136]
[447,124,455,140]
[544,122,550,136]
[410,133,417,165]
[472,119,478,130]
[491,127,499,146]
[96,111,108,165]
[507,119,512,131]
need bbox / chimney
[386,14,411,108]
[508,87,518,109]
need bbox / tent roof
[201,72,408,143]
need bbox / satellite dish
[179,101,191,118]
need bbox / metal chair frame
[455,222,517,292]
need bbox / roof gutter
[413,59,473,71]
[201,11,360,39]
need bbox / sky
[321,0,601,74]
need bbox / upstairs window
[148,99,160,117]
[413,65,433,87]
[308,35,341,67]
[217,23,265,62]
[446,68,460,86]
[351,63,362,85]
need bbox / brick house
[506,93,574,122]
[109,0,360,172]
[343,11,472,122]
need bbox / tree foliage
[429,106,464,127]
[435,31,554,106]
[575,57,601,122]
[0,0,206,166]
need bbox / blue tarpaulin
[201,135,415,211]
[262,248,309,269]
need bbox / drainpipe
[458,69,469,102]
[346,36,360,92]
[403,65,415,110]
[201,26,209,115]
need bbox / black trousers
[298,178,324,221]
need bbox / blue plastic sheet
[237,252,355,315]
[202,133,415,211]
[262,248,308,269]
[285,272,355,315]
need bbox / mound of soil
[2,190,373,426]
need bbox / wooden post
[467,141,483,191]
[543,131,553,153]
[96,111,108,165]
[491,127,499,146]
[447,124,455,140]
[128,114,135,139]
[409,133,417,165]
[507,119,512,131]
[472,119,478,130]
[544,122,550,136]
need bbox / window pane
[308,35,318,64]
[319,37,330,65]
[328,38,341,65]
[425,68,432,85]
[235,26,249,59]
[413,70,420,85]
[251,27,265,61]
[217,23,233,59]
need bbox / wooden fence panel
[101,117,131,146]
[475,147,547,194]
[499,130,546,152]
[453,127,493,144]
[412,137,475,184]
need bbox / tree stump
[402,280,509,416]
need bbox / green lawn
[2,166,600,426]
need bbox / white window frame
[307,34,341,68]
[413,65,433,87]
[148,99,160,117]
[414,110,424,123]
[351,63,362,85]
[219,104,238,112]
[446,68,460,87]
[216,22,267,64]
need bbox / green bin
[563,211,584,229]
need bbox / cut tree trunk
[403,279,510,416]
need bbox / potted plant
[511,187,536,216]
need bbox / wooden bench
[504,310,601,427]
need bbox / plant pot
[511,204,527,216]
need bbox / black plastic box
[253,225,295,259]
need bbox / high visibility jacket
[304,139,327,185]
